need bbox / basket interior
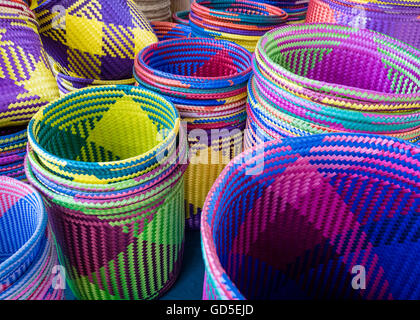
[0,190,38,264]
[266,31,420,95]
[144,43,250,78]
[209,147,419,299]
[33,92,175,163]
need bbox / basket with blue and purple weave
[0,176,63,300]
[134,38,252,229]
[202,133,420,300]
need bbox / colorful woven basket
[306,0,420,49]
[135,38,252,229]
[0,0,59,128]
[0,176,63,300]
[151,21,192,41]
[173,10,190,25]
[32,0,158,80]
[189,0,288,52]
[245,23,420,148]
[202,133,420,300]
[261,0,309,23]
[25,85,187,300]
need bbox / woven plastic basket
[32,0,158,80]
[202,133,420,300]
[0,2,59,128]
[0,176,63,300]
[135,38,252,229]
[246,23,420,147]
[306,0,420,49]
[25,85,187,300]
[189,0,288,52]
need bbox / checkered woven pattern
[33,0,157,80]
[202,134,420,300]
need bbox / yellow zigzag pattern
[67,0,102,21]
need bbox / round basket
[25,85,187,300]
[0,3,59,128]
[0,126,28,180]
[202,133,420,300]
[33,0,158,80]
[0,176,63,300]
[306,0,420,49]
[173,10,190,25]
[246,23,420,147]
[134,38,252,229]
[189,0,288,52]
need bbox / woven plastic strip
[306,0,420,49]
[246,23,420,146]
[0,126,27,180]
[28,85,180,184]
[202,133,420,300]
[134,38,252,229]
[173,10,190,25]
[51,63,135,95]
[25,85,187,300]
[151,21,192,41]
[260,0,309,23]
[0,176,63,300]
[33,0,157,80]
[0,1,59,128]
[189,0,288,52]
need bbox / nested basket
[133,0,172,22]
[32,0,157,80]
[25,85,187,300]
[306,0,420,49]
[202,133,420,300]
[246,24,420,148]
[0,2,59,128]
[134,38,252,229]
[260,0,309,23]
[0,176,63,300]
[189,0,288,52]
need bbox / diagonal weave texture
[33,0,157,80]
[202,133,420,300]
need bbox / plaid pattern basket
[32,0,158,80]
[0,0,59,128]
[201,133,420,300]
[189,0,288,52]
[0,176,63,300]
[245,24,420,149]
[306,0,420,49]
[135,38,252,229]
[25,85,187,300]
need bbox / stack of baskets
[201,133,420,299]
[151,21,192,41]
[189,0,288,52]
[134,38,252,229]
[134,0,172,21]
[0,176,63,300]
[173,10,190,25]
[245,24,420,149]
[31,0,158,93]
[306,0,420,48]
[0,0,59,180]
[25,85,188,300]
